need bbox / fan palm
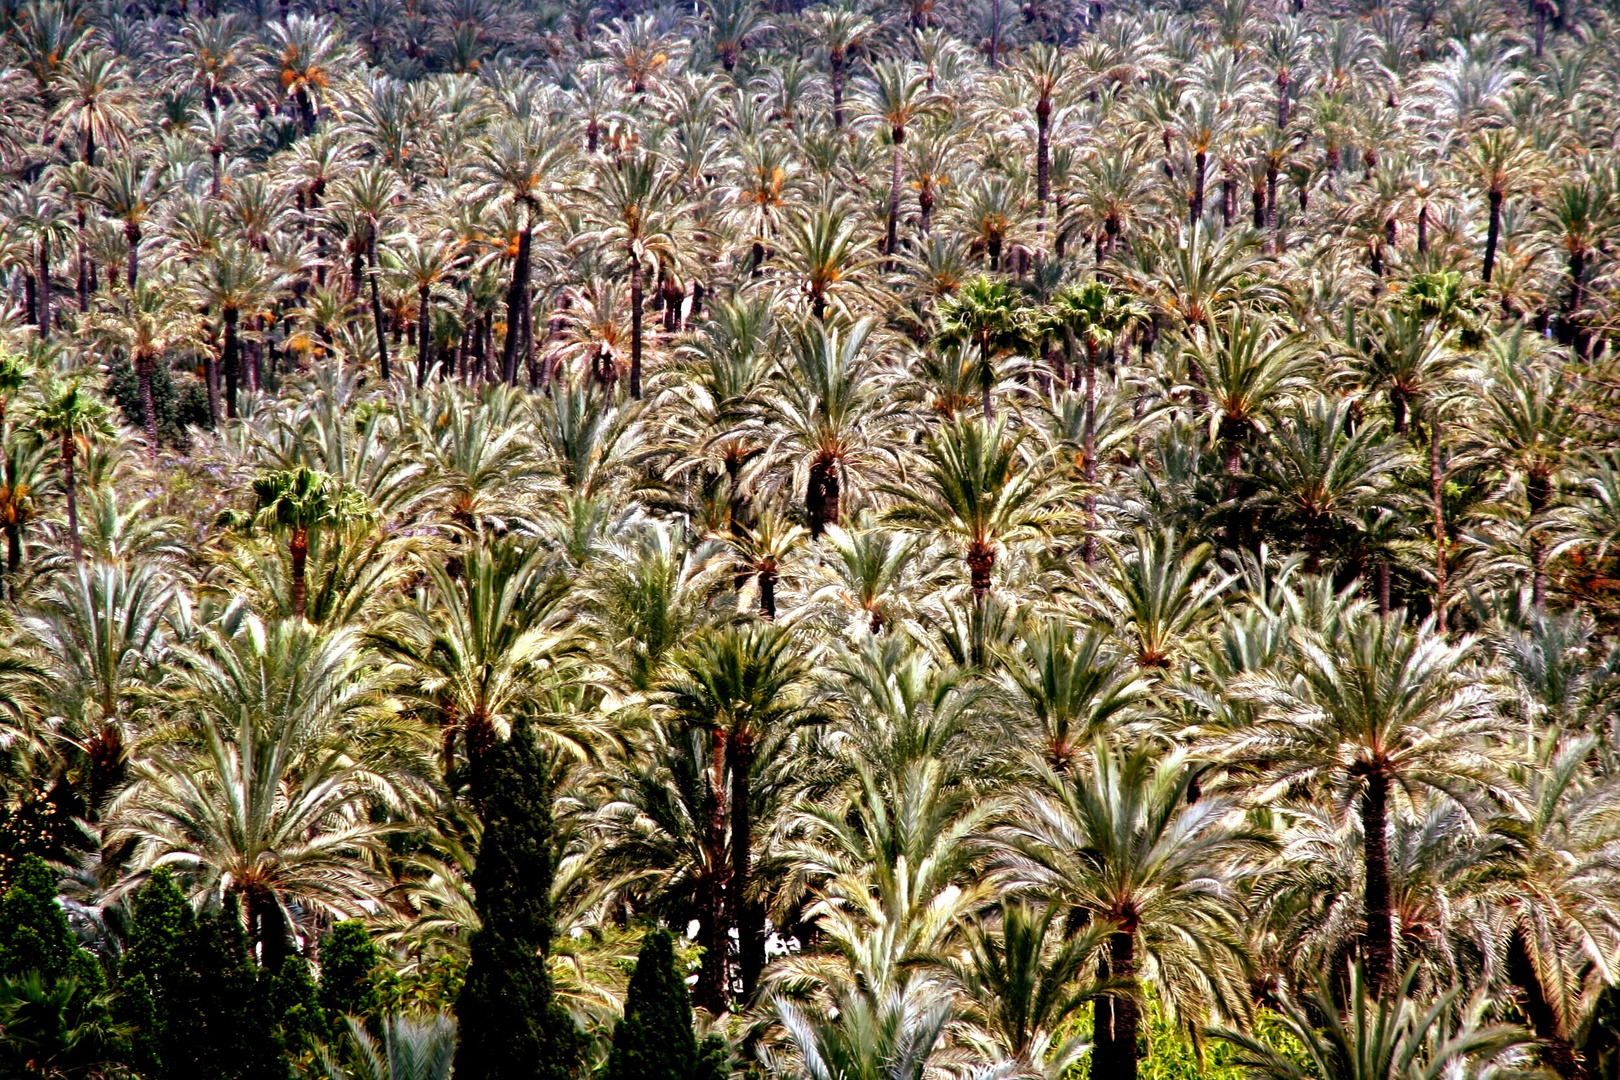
[250,466,371,620]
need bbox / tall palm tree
[81,282,200,447]
[191,242,282,424]
[659,622,822,1007]
[811,5,875,129]
[1462,128,1536,285]
[107,614,414,971]
[884,416,1063,602]
[331,165,404,381]
[995,741,1261,1080]
[1219,608,1501,993]
[32,380,113,563]
[860,60,935,261]
[934,275,1031,419]
[579,153,688,399]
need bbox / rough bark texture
[1361,768,1393,995]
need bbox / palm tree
[250,466,370,620]
[331,165,404,381]
[659,622,821,1007]
[107,614,413,971]
[1016,45,1065,244]
[1047,280,1146,562]
[884,415,1062,602]
[994,741,1260,1080]
[48,46,136,167]
[773,982,949,1080]
[777,206,875,322]
[1462,128,1535,285]
[371,540,585,803]
[934,276,1031,419]
[1212,968,1533,1080]
[266,15,351,134]
[1188,302,1311,486]
[706,0,769,73]
[860,60,935,261]
[579,153,688,399]
[81,282,200,447]
[1219,608,1501,993]
[752,317,899,537]
[32,380,113,562]
[1003,617,1149,774]
[391,233,461,386]
[92,158,166,292]
[1085,528,1233,670]
[323,1013,457,1080]
[811,5,875,129]
[191,242,281,424]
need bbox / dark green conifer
[454,721,582,1080]
[0,856,101,988]
[270,952,327,1065]
[118,867,202,1079]
[605,929,697,1080]
[318,919,382,1034]
[193,896,285,1080]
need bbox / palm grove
[0,0,1617,1076]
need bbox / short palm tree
[323,1013,456,1080]
[934,276,1032,419]
[1003,616,1150,773]
[1187,308,1311,482]
[884,415,1063,602]
[1085,528,1233,670]
[994,741,1261,1080]
[250,466,370,620]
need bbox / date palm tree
[1218,608,1502,994]
[1462,128,1536,285]
[994,741,1261,1080]
[191,242,282,424]
[81,281,201,447]
[578,153,688,399]
[32,379,113,563]
[884,416,1063,603]
[860,60,935,261]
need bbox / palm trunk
[1483,190,1503,283]
[989,0,1001,68]
[831,53,846,128]
[36,242,50,339]
[758,566,777,620]
[697,733,729,1013]
[501,226,531,385]
[630,258,645,399]
[728,729,764,1002]
[223,309,240,419]
[136,352,158,447]
[1037,97,1051,244]
[61,433,80,562]
[1529,469,1550,610]
[807,453,840,537]
[1191,149,1207,230]
[1361,769,1393,995]
[125,224,140,291]
[1082,338,1098,567]
[1417,204,1429,254]
[885,139,903,262]
[1093,931,1140,1080]
[967,537,994,601]
[416,283,433,387]
[1377,562,1391,615]
[368,228,390,380]
[290,526,309,618]
[1430,417,1446,628]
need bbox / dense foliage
[2,0,1620,1076]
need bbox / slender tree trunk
[729,729,764,1002]
[697,733,729,1013]
[1094,931,1140,1080]
[1361,769,1393,995]
[1529,469,1550,610]
[1377,562,1391,615]
[990,0,1001,68]
[417,283,434,386]
[223,309,240,419]
[919,181,934,237]
[76,208,88,312]
[1191,149,1207,230]
[758,566,777,620]
[126,224,140,291]
[630,258,645,399]
[885,138,904,262]
[368,228,390,380]
[1083,338,1098,567]
[290,526,309,618]
[1430,417,1447,628]
[205,349,221,427]
[831,54,846,128]
[1037,97,1051,245]
[36,242,50,339]
[1483,190,1503,283]
[135,353,158,447]
[1417,204,1429,254]
[807,453,839,537]
[61,435,80,561]
[501,226,531,384]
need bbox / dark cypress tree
[0,856,101,989]
[118,867,203,1079]
[318,919,382,1035]
[193,896,287,1080]
[605,929,697,1080]
[454,721,583,1080]
[269,952,326,1066]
